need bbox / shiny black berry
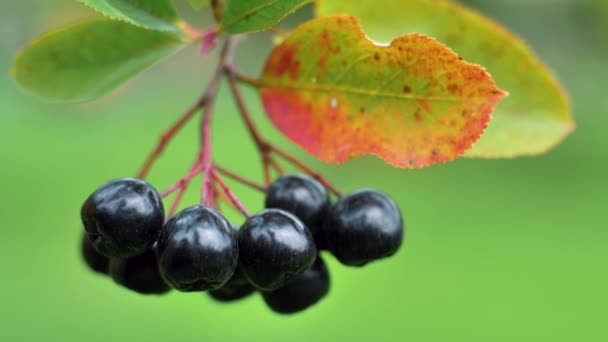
[208,266,255,302]
[238,209,316,291]
[208,224,255,302]
[324,189,404,266]
[81,178,164,258]
[81,233,109,275]
[109,250,170,295]
[265,174,330,235]
[262,255,330,314]
[156,206,238,292]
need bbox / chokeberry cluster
[81,174,404,314]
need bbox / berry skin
[81,234,109,275]
[81,178,165,258]
[109,250,171,295]
[324,189,404,266]
[265,174,330,235]
[156,206,238,292]
[262,255,330,314]
[208,266,255,302]
[208,224,255,302]
[238,208,316,291]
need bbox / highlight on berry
[80,174,405,314]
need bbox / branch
[161,159,203,198]
[225,67,342,197]
[137,97,205,179]
[200,37,239,207]
[270,146,342,197]
[215,165,267,192]
[212,169,250,217]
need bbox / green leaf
[220,0,312,33]
[258,16,506,168]
[12,19,185,103]
[316,0,574,158]
[188,0,208,10]
[78,0,181,32]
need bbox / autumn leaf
[316,0,574,158]
[256,15,506,168]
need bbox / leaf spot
[330,97,339,109]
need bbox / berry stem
[225,68,343,198]
[137,99,205,179]
[225,68,274,185]
[225,66,269,149]
[199,38,239,208]
[215,165,267,192]
[211,168,250,217]
[270,146,343,198]
[269,158,285,176]
[200,99,217,208]
[168,185,188,218]
[161,159,204,198]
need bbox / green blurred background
[1,1,606,341]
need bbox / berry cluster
[81,175,404,314]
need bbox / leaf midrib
[258,79,480,103]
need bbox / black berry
[238,208,316,291]
[81,233,109,275]
[324,189,404,266]
[262,255,330,314]
[208,266,255,302]
[109,250,170,295]
[265,174,330,235]
[156,206,238,292]
[81,178,165,258]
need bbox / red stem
[226,68,342,197]
[168,186,187,217]
[270,145,342,197]
[137,99,204,179]
[212,169,250,217]
[215,165,266,192]
[226,68,273,185]
[161,159,203,198]
[200,94,217,208]
[269,158,285,176]
[198,38,238,207]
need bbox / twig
[137,99,205,179]
[161,159,204,198]
[168,186,187,217]
[199,37,238,207]
[270,145,342,197]
[225,68,342,197]
[269,158,285,176]
[211,169,250,217]
[215,165,266,192]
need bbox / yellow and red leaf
[258,15,506,168]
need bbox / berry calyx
[81,178,165,258]
[156,205,238,292]
[262,255,330,314]
[109,250,171,295]
[324,189,404,266]
[81,234,109,275]
[238,208,316,291]
[265,174,330,234]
